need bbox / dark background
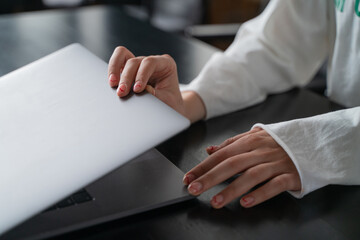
[0,0,267,48]
[0,0,326,94]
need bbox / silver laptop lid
[0,44,190,234]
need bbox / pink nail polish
[241,196,254,206]
[119,84,126,93]
[188,182,202,194]
[134,82,142,90]
[207,145,217,151]
[212,195,224,205]
[183,173,195,185]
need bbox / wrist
[181,91,206,123]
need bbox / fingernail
[212,194,224,207]
[206,145,217,152]
[134,82,142,91]
[119,84,126,93]
[188,182,202,195]
[183,173,195,185]
[109,74,117,82]
[241,196,254,207]
[117,84,127,95]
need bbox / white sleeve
[253,107,360,198]
[184,0,329,119]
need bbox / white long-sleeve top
[184,0,360,198]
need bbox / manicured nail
[206,145,217,152]
[241,196,254,207]
[134,81,142,91]
[183,173,195,185]
[117,84,127,95]
[212,194,224,207]
[119,84,126,92]
[109,74,117,83]
[188,182,202,195]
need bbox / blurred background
[0,0,326,94]
[0,0,269,50]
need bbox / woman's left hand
[183,127,301,208]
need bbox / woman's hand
[108,46,206,123]
[108,46,185,116]
[183,127,301,208]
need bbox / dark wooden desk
[0,6,359,240]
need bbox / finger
[184,131,264,185]
[117,57,144,97]
[206,134,246,155]
[187,152,256,196]
[108,46,135,88]
[145,85,156,96]
[133,55,175,93]
[240,173,301,208]
[132,56,158,93]
[206,127,262,155]
[210,160,287,209]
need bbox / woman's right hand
[108,46,186,117]
[108,46,206,123]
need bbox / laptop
[0,44,191,239]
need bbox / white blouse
[184,0,360,197]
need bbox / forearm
[181,91,206,123]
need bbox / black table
[0,6,358,240]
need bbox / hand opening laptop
[0,44,192,240]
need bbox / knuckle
[218,137,232,149]
[142,56,155,65]
[259,148,276,160]
[242,134,252,144]
[226,157,240,170]
[251,127,262,133]
[246,167,261,179]
[162,54,177,68]
[224,137,234,145]
[273,176,289,190]
[214,148,229,161]
[162,54,171,58]
[127,58,140,65]
[114,46,127,54]
[162,54,174,62]
[246,134,262,145]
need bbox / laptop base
[2,149,192,240]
